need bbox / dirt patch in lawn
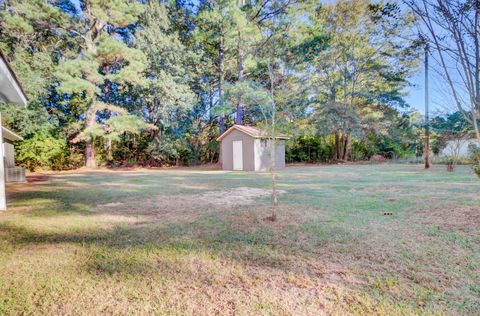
[93,187,286,226]
[27,174,50,183]
[420,205,480,232]
[101,182,151,188]
[98,202,124,208]
[196,187,285,207]
[464,193,480,201]
[177,183,213,190]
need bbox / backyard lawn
[0,164,479,315]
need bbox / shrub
[470,145,480,178]
[286,136,335,163]
[15,133,72,171]
[147,136,194,166]
[444,155,456,172]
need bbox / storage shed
[217,125,288,171]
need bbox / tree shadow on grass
[0,211,330,279]
[1,172,366,280]
[6,183,172,218]
[6,171,272,218]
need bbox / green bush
[285,134,415,163]
[15,133,77,171]
[470,145,480,178]
[286,136,335,163]
[147,136,194,166]
[350,139,375,161]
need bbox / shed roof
[216,125,289,141]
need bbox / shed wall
[254,139,285,171]
[220,129,255,171]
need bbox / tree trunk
[104,68,112,160]
[474,1,479,146]
[85,111,96,168]
[335,132,340,160]
[342,134,349,161]
[269,137,278,222]
[308,143,311,162]
[219,116,225,134]
[236,41,244,125]
[268,63,278,222]
[107,139,112,161]
[218,36,226,134]
[82,3,102,168]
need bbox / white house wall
[439,138,478,157]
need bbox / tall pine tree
[55,0,149,167]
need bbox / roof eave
[216,125,245,141]
[253,136,290,140]
[217,125,289,141]
[2,126,23,141]
[0,49,28,106]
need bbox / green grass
[0,164,479,315]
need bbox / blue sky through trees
[69,0,442,115]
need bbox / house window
[261,139,268,147]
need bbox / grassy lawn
[0,164,479,315]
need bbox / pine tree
[135,1,195,136]
[55,0,150,167]
[196,0,261,130]
[0,0,73,99]
[196,0,238,133]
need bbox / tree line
[0,0,476,171]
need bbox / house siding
[3,139,14,168]
[438,138,478,157]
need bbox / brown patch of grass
[26,174,50,183]
[177,184,213,190]
[93,188,287,226]
[100,182,151,188]
[195,187,285,207]
[6,183,54,193]
[419,204,480,231]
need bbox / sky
[403,48,454,116]
[404,62,430,115]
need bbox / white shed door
[232,140,243,170]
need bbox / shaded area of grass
[0,164,479,315]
